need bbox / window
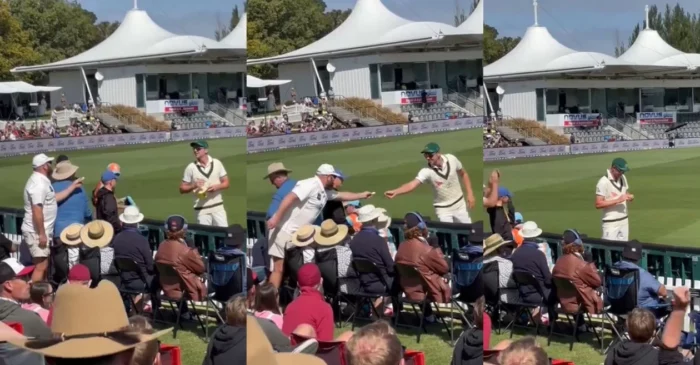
[145,75,159,100]
[536,88,544,121]
[545,88,558,113]
[135,74,144,108]
[380,64,394,92]
[369,64,379,99]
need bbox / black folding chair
[207,250,245,336]
[509,271,547,339]
[549,277,602,351]
[602,266,639,354]
[113,257,156,316]
[155,262,206,339]
[451,252,483,342]
[394,263,451,343]
[315,248,353,328]
[483,260,505,333]
[350,258,391,330]
[280,247,304,306]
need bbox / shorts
[268,229,292,261]
[602,219,629,241]
[435,199,472,224]
[24,232,50,259]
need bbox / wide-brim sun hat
[520,221,543,239]
[80,220,114,248]
[247,316,325,365]
[291,225,317,248]
[264,162,292,179]
[119,206,144,225]
[357,204,381,223]
[51,161,79,181]
[8,281,171,358]
[483,233,513,256]
[314,219,348,246]
[59,224,84,246]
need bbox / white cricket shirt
[279,176,338,235]
[21,172,57,236]
[416,153,465,208]
[595,169,629,221]
[183,156,227,214]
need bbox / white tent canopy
[248,0,473,65]
[12,9,243,73]
[220,13,247,49]
[0,82,61,94]
[618,29,700,68]
[457,0,483,35]
[246,75,291,88]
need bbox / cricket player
[595,157,633,241]
[180,140,229,226]
[384,142,474,223]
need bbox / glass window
[641,88,664,111]
[666,88,691,111]
[192,73,208,102]
[177,74,191,98]
[694,88,700,112]
[380,64,394,91]
[369,64,379,99]
[135,74,144,108]
[145,75,159,100]
[545,88,558,113]
[536,88,544,121]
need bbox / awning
[246,75,291,88]
[0,82,61,94]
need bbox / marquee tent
[248,0,480,65]
[219,13,247,49]
[618,28,700,70]
[12,8,243,73]
[246,75,290,88]
[457,0,483,35]
[0,82,61,94]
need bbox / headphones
[407,212,427,230]
[565,229,582,245]
[164,215,188,232]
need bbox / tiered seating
[167,111,225,130]
[564,127,624,143]
[641,123,700,138]
[401,102,467,122]
[503,118,569,144]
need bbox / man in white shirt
[179,140,230,227]
[22,154,82,282]
[595,157,633,241]
[384,142,475,223]
[265,164,374,288]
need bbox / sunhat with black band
[483,234,513,257]
[8,280,171,358]
[79,220,114,248]
[247,316,324,365]
[314,219,348,246]
[291,225,317,248]
[51,161,79,181]
[264,162,292,179]
[59,224,83,246]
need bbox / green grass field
[247,129,484,223]
[484,148,700,246]
[0,138,247,225]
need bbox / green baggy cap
[190,140,209,149]
[421,142,440,154]
[612,157,629,173]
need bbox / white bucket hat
[119,206,144,225]
[520,221,543,239]
[357,205,381,223]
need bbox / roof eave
[484,66,602,82]
[12,49,207,73]
[247,37,438,65]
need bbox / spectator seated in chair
[67,264,92,286]
[0,260,51,338]
[203,295,247,365]
[282,263,335,341]
[253,282,284,330]
[127,315,161,365]
[346,320,401,365]
[21,281,53,323]
[482,234,518,304]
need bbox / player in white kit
[384,142,475,223]
[180,140,230,227]
[595,157,634,241]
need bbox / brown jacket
[395,237,451,303]
[551,253,602,314]
[154,239,206,301]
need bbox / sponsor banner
[673,137,700,149]
[247,125,407,153]
[145,99,205,114]
[170,127,245,141]
[380,89,444,105]
[636,112,676,125]
[570,139,665,154]
[0,132,170,157]
[408,117,483,134]
[483,145,569,161]
[563,113,602,127]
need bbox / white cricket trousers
[435,199,472,224]
[602,218,629,241]
[196,209,228,227]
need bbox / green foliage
[616,4,700,56]
[483,24,521,65]
[247,0,351,79]
[0,1,40,82]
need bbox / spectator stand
[166,111,232,130]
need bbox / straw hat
[264,162,292,179]
[80,220,114,248]
[59,224,83,246]
[314,219,348,246]
[51,161,79,181]
[8,280,171,358]
[483,234,513,257]
[520,221,543,239]
[247,316,324,365]
[291,225,317,248]
[357,205,381,223]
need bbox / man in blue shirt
[265,162,296,220]
[612,240,668,315]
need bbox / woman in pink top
[21,281,53,323]
[253,283,284,330]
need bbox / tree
[483,24,521,65]
[215,5,242,40]
[95,21,120,43]
[616,4,700,55]
[0,0,39,81]
[323,9,350,36]
[231,5,241,29]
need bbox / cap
[67,264,91,282]
[334,169,346,180]
[404,212,425,229]
[514,212,524,223]
[468,221,484,244]
[498,187,512,199]
[190,140,209,149]
[345,200,361,208]
[32,153,54,168]
[612,157,629,173]
[316,164,342,178]
[297,263,322,287]
[0,259,34,283]
[421,142,440,154]
[100,170,119,183]
[224,224,246,248]
[56,155,70,164]
[562,230,582,245]
[166,215,187,232]
[622,240,642,261]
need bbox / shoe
[424,315,436,324]
[292,339,319,354]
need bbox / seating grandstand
[401,101,469,122]
[166,111,232,130]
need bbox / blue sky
[487,0,700,54]
[77,0,467,39]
